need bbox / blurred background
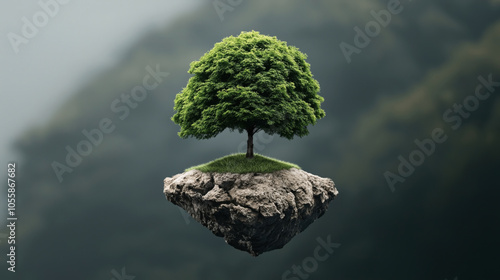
[1,0,499,279]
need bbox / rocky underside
[164,168,337,256]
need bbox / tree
[172,31,325,158]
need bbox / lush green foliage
[186,153,300,173]
[172,30,325,140]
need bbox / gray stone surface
[164,168,338,256]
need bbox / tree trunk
[246,128,254,158]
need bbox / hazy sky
[0,0,201,167]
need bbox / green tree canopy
[172,31,325,158]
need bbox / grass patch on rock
[186,153,300,174]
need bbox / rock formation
[164,168,337,256]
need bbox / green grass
[185,153,300,173]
